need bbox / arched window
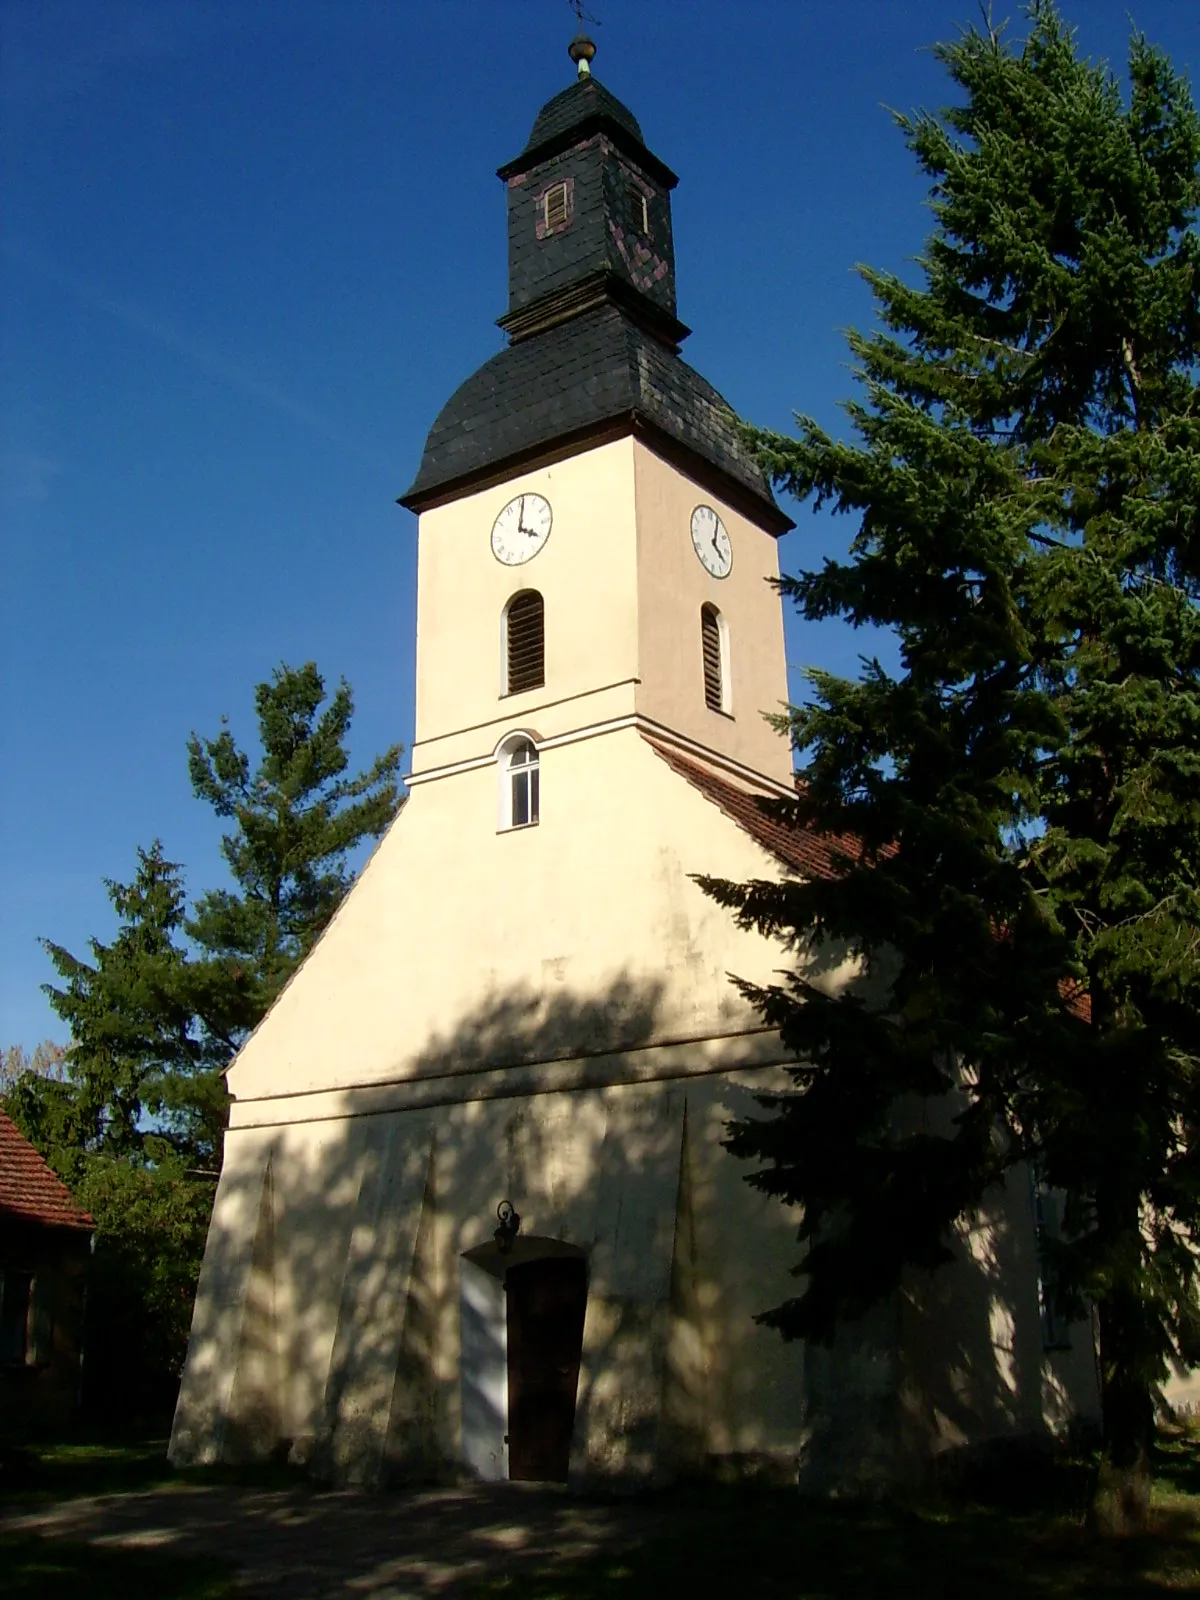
[504,591,544,696]
[700,603,730,714]
[498,735,540,830]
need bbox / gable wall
[227,729,812,1109]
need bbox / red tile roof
[645,738,863,879]
[1060,981,1092,1023]
[648,737,1094,1025]
[0,1111,93,1231]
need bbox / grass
[0,1430,305,1504]
[0,1533,233,1599]
[0,1429,299,1600]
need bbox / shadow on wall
[750,1071,1097,1492]
[169,966,1089,1492]
[170,971,699,1486]
[696,925,1099,1493]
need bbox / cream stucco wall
[632,443,791,785]
[176,1063,1100,1486]
[409,437,790,787]
[411,440,641,778]
[227,727,799,1109]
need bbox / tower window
[701,603,730,714]
[542,182,570,232]
[499,736,540,830]
[504,590,544,695]
[629,185,649,233]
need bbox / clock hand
[516,495,530,535]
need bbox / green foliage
[35,844,217,1177]
[186,661,402,1016]
[72,1155,217,1417]
[706,1,1200,1519]
[4,662,402,1414]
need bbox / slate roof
[401,304,784,521]
[0,1110,93,1231]
[499,75,677,188]
[524,76,644,157]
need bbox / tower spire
[568,33,597,78]
[568,0,598,78]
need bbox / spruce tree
[31,843,211,1175]
[184,660,402,1035]
[703,3,1200,1529]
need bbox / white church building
[169,43,1101,1491]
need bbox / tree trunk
[1090,1244,1155,1534]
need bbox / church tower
[171,39,1093,1497]
[399,39,794,796]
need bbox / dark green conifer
[704,3,1200,1529]
[7,662,401,1411]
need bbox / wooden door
[505,1256,587,1482]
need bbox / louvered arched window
[504,590,544,695]
[701,603,730,714]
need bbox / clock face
[691,504,732,578]
[491,493,552,566]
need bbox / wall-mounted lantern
[494,1200,521,1255]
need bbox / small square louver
[543,182,569,231]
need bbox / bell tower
[399,39,794,792]
[496,42,685,350]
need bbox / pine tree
[7,661,402,1412]
[703,3,1200,1530]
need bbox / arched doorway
[505,1255,587,1482]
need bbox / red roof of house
[0,1111,93,1231]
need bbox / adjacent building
[0,1111,92,1432]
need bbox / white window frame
[496,733,540,832]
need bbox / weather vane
[568,0,600,77]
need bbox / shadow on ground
[462,1486,1200,1600]
[0,1532,231,1600]
[1,1434,1198,1598]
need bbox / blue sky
[2,0,1195,1049]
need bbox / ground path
[0,1480,692,1597]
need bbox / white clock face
[491,493,552,566]
[691,504,732,578]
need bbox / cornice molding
[498,270,690,350]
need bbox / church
[170,39,1101,1491]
